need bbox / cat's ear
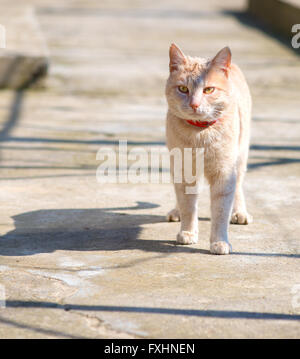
[210,47,231,76]
[169,43,186,72]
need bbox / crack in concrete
[68,310,140,339]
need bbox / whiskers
[212,98,228,119]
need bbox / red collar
[186,118,220,128]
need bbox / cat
[165,44,252,255]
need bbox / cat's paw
[167,208,180,222]
[230,211,253,225]
[210,241,232,255]
[176,230,198,245]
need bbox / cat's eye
[178,86,189,94]
[203,87,215,94]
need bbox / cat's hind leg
[166,206,180,222]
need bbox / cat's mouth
[175,105,217,122]
[182,106,214,120]
[181,110,221,127]
[184,112,215,122]
[186,118,214,124]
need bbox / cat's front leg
[174,182,198,245]
[209,173,236,254]
[230,150,253,225]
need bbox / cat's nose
[189,101,199,112]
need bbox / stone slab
[0,6,48,89]
[248,0,300,41]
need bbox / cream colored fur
[166,44,252,255]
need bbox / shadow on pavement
[248,157,300,170]
[1,201,299,258]
[0,315,83,339]
[0,91,24,143]
[5,300,300,321]
[0,201,209,256]
[223,10,299,57]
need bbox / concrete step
[0,6,49,89]
[248,0,300,42]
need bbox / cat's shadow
[0,201,211,256]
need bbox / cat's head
[165,44,232,122]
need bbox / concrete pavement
[0,0,299,338]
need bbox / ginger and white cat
[165,44,252,255]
